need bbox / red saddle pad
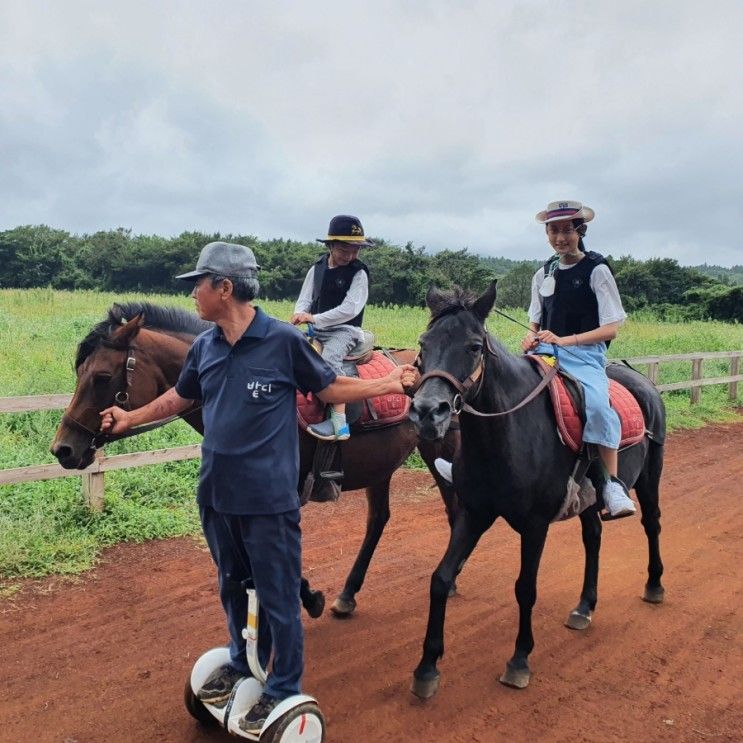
[296,351,411,432]
[528,356,646,452]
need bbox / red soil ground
[1,423,741,742]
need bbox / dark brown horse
[50,302,459,617]
[408,282,666,697]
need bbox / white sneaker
[602,479,636,518]
[434,458,453,484]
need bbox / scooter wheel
[261,701,325,742]
[183,679,218,726]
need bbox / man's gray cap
[175,241,261,281]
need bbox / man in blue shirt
[100,241,414,735]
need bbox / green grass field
[1,288,741,591]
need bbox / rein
[414,329,559,418]
[62,409,185,449]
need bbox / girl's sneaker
[602,477,636,519]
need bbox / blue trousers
[199,505,303,699]
[534,342,621,449]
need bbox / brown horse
[50,302,459,616]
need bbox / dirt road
[1,423,741,742]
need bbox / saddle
[527,355,646,453]
[296,349,410,432]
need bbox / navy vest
[310,254,369,327]
[541,251,610,337]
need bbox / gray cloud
[0,0,740,265]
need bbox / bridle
[61,343,188,452]
[413,325,558,418]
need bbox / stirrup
[600,508,635,522]
[320,470,344,481]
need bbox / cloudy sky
[1,1,741,266]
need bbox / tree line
[1,225,740,322]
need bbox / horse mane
[426,287,480,328]
[75,302,211,368]
[426,285,517,363]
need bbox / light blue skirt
[533,342,621,449]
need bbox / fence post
[730,356,740,401]
[82,450,105,512]
[690,358,703,405]
[647,361,659,385]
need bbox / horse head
[409,281,497,441]
[50,305,178,469]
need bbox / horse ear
[425,284,448,316]
[111,313,145,344]
[109,303,124,324]
[473,280,498,322]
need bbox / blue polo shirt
[175,307,336,515]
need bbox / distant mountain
[478,255,541,276]
[690,264,743,286]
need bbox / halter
[61,344,136,447]
[413,327,558,418]
[61,344,188,452]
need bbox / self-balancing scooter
[184,584,325,742]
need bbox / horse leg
[300,576,325,619]
[416,434,459,529]
[634,443,665,603]
[331,479,391,617]
[441,482,463,597]
[417,436,462,597]
[411,508,492,700]
[431,478,462,598]
[500,519,550,689]
[565,506,602,630]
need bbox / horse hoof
[330,596,356,617]
[499,662,530,689]
[305,590,325,619]
[565,610,592,630]
[643,585,665,604]
[411,672,440,700]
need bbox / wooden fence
[1,350,741,511]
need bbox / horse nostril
[435,401,452,419]
[408,405,421,424]
[53,444,72,460]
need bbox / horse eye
[93,373,113,385]
[468,343,483,354]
